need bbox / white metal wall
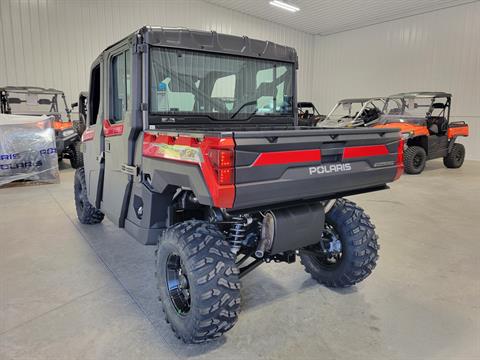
[0,0,315,114]
[311,2,480,160]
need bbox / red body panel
[53,120,74,131]
[103,119,124,137]
[252,149,321,167]
[374,123,429,137]
[143,133,235,209]
[343,145,389,159]
[81,127,95,142]
[448,125,469,138]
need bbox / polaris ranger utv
[0,86,84,168]
[74,27,404,344]
[374,92,469,174]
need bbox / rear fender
[407,135,428,154]
[447,122,469,138]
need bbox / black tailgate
[232,128,401,210]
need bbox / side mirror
[71,102,78,109]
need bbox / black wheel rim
[310,223,344,270]
[165,253,191,315]
[413,154,423,168]
[455,151,463,162]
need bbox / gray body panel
[84,60,104,207]
[232,128,399,210]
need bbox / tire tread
[74,167,104,224]
[300,198,379,288]
[156,220,240,344]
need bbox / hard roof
[100,26,298,65]
[298,102,315,107]
[339,97,385,103]
[388,91,452,99]
[0,86,64,95]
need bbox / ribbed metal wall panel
[312,2,480,160]
[0,0,314,116]
[206,0,475,35]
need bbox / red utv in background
[374,92,469,174]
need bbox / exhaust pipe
[255,212,275,257]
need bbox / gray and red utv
[74,26,404,343]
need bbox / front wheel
[69,142,84,169]
[300,198,379,288]
[74,167,104,224]
[156,221,241,344]
[404,145,427,174]
[444,143,465,168]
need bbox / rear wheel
[74,167,104,224]
[156,220,241,343]
[300,198,379,288]
[444,143,465,168]
[404,145,426,174]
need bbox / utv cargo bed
[143,127,403,210]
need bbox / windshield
[378,97,448,125]
[320,99,384,128]
[2,91,68,120]
[149,47,294,120]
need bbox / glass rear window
[149,47,294,120]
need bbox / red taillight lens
[394,138,404,180]
[217,168,234,185]
[207,148,234,168]
[207,148,234,185]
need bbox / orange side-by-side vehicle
[373,92,469,174]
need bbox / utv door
[100,47,132,226]
[84,62,104,206]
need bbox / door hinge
[121,164,139,176]
[135,43,147,54]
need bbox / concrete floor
[1,159,479,360]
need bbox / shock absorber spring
[228,216,250,254]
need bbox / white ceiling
[205,0,476,35]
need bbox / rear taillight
[143,134,235,208]
[207,148,234,186]
[394,138,404,180]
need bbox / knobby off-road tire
[443,143,465,169]
[69,142,84,169]
[156,220,241,344]
[300,198,379,288]
[404,145,427,174]
[74,167,104,224]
